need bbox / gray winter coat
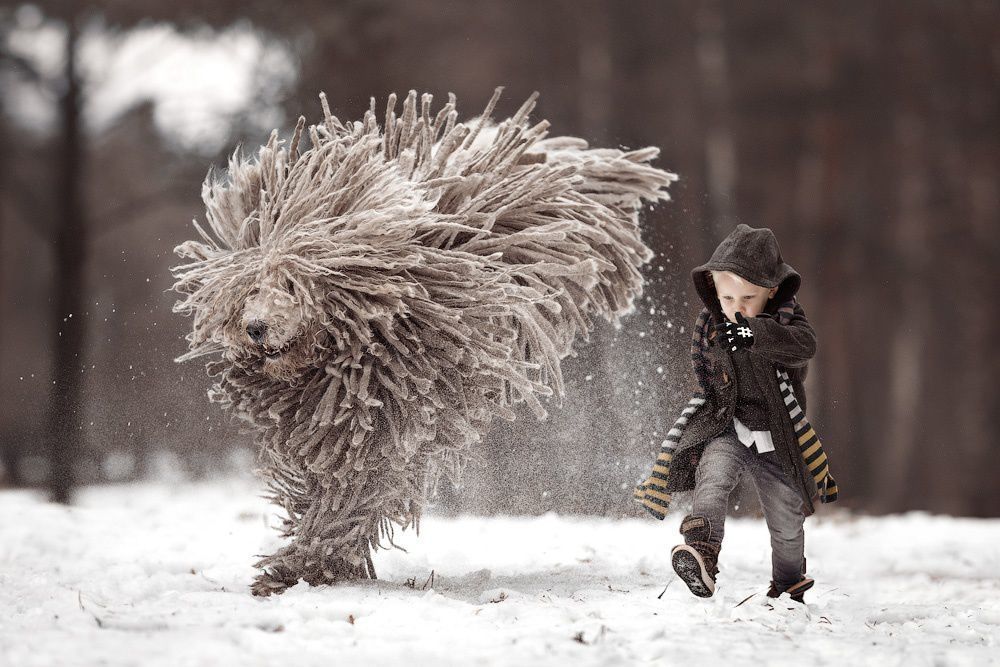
[664,224,820,515]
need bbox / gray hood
[692,224,800,318]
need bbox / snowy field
[1,482,998,667]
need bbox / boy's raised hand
[712,312,755,352]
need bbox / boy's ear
[768,287,778,299]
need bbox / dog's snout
[246,320,268,343]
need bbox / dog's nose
[246,320,267,343]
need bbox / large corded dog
[172,88,675,595]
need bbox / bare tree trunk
[695,0,737,242]
[576,0,612,143]
[48,15,86,504]
[880,109,929,511]
[962,146,999,515]
[0,100,8,485]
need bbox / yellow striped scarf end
[634,479,671,519]
[821,475,839,502]
[808,456,829,479]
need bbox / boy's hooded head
[692,224,800,323]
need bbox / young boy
[636,224,837,603]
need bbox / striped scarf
[634,299,838,519]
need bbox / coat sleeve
[746,304,816,368]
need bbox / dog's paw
[251,569,298,597]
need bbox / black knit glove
[712,312,754,352]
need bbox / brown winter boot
[670,515,720,598]
[767,577,814,604]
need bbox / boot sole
[770,577,815,603]
[787,577,814,603]
[671,545,715,598]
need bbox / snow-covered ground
[1,482,998,667]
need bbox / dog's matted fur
[172,88,676,595]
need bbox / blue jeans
[690,425,806,588]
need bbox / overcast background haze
[1,0,997,517]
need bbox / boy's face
[712,271,777,322]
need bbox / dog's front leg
[251,472,381,595]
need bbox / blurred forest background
[1,1,997,517]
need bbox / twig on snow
[657,582,672,599]
[77,591,105,629]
